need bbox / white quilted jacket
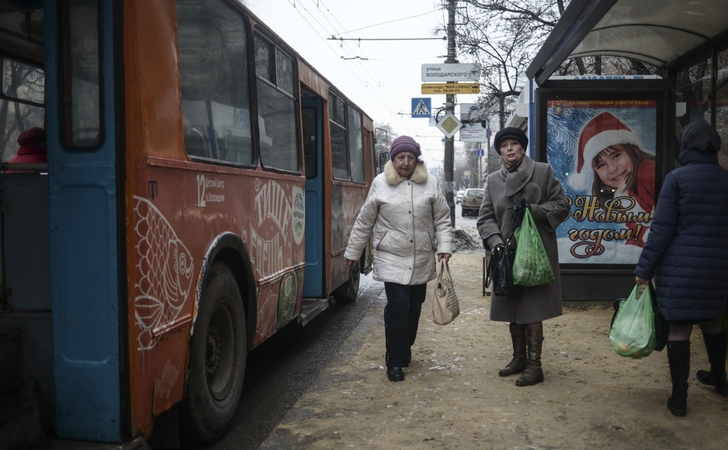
[344,161,452,285]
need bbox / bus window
[254,34,299,172]
[1,57,45,162]
[177,0,253,165]
[61,0,101,148]
[348,107,365,183]
[302,108,317,178]
[329,92,348,180]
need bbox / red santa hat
[569,112,641,189]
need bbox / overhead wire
[300,0,408,128]
[331,9,441,36]
[286,0,405,128]
[289,0,444,133]
[283,0,399,122]
[315,0,441,102]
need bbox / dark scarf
[505,156,524,173]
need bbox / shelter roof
[527,0,728,85]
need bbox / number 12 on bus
[0,0,385,446]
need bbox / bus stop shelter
[522,0,728,301]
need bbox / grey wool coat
[477,156,569,324]
[345,161,452,285]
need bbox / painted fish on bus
[133,196,195,350]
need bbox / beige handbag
[433,259,460,325]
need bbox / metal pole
[498,68,505,129]
[444,0,457,227]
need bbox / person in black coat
[635,121,728,417]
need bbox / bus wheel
[334,267,360,303]
[180,261,247,444]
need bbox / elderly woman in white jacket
[345,135,452,382]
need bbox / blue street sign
[477,149,485,157]
[411,98,431,118]
[486,128,492,139]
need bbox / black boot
[516,329,544,386]
[696,329,728,395]
[387,367,404,382]
[667,340,690,417]
[499,323,527,377]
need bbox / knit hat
[493,127,528,155]
[18,127,46,146]
[390,135,421,159]
[569,112,641,189]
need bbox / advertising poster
[546,100,657,264]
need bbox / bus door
[46,1,124,442]
[301,95,325,298]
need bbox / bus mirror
[378,152,389,173]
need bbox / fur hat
[569,112,641,189]
[390,135,421,159]
[18,127,46,146]
[493,127,528,155]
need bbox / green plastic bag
[512,209,555,286]
[609,285,657,358]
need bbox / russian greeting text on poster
[547,100,657,264]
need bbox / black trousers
[383,282,427,368]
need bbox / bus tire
[333,267,360,303]
[180,261,247,444]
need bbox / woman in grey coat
[635,122,728,417]
[477,127,569,386]
[345,135,452,383]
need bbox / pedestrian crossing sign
[411,98,431,118]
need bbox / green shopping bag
[512,209,555,286]
[609,285,657,358]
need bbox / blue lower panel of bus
[51,184,120,441]
[303,188,323,297]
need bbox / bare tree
[456,0,565,127]
[455,0,657,128]
[0,59,45,161]
[374,122,398,153]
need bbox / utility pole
[444,0,457,227]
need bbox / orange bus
[0,0,376,445]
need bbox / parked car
[461,188,484,216]
[456,190,465,203]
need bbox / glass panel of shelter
[716,49,728,169]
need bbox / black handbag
[648,284,668,351]
[485,236,522,298]
[484,201,529,298]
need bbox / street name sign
[421,83,480,95]
[421,63,479,82]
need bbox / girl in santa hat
[570,112,655,246]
